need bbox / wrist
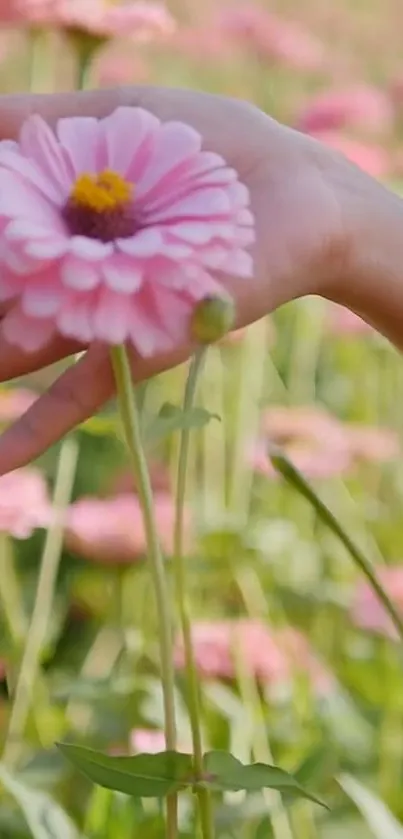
[326,163,403,349]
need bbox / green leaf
[294,745,334,788]
[0,763,80,839]
[339,774,403,839]
[145,402,219,446]
[201,752,327,807]
[57,744,193,798]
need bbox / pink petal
[117,228,164,257]
[69,236,113,260]
[2,306,55,351]
[144,188,231,224]
[102,258,143,293]
[102,107,160,179]
[127,294,173,356]
[93,289,132,343]
[19,115,72,200]
[57,296,95,343]
[0,170,63,228]
[0,147,64,204]
[61,256,100,290]
[168,221,217,245]
[0,237,39,275]
[136,121,201,200]
[218,249,254,277]
[57,116,105,175]
[24,238,68,259]
[22,282,66,317]
[151,285,191,342]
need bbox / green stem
[110,345,177,839]
[3,438,79,767]
[270,447,403,641]
[173,350,215,839]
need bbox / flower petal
[2,306,55,352]
[143,188,232,223]
[57,116,105,175]
[22,282,66,317]
[19,115,72,200]
[102,258,143,293]
[69,236,113,260]
[57,296,95,343]
[93,289,132,343]
[117,228,164,257]
[127,294,173,356]
[136,121,201,200]
[0,170,63,228]
[0,146,64,203]
[102,107,160,178]
[61,256,100,290]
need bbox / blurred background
[1,1,403,837]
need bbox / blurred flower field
[2,1,403,837]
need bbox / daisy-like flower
[0,467,50,537]
[15,0,175,41]
[0,108,254,355]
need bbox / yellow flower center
[70,169,132,213]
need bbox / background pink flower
[217,4,324,69]
[130,728,167,754]
[65,492,191,564]
[0,109,254,356]
[15,0,175,40]
[0,467,50,537]
[351,567,403,639]
[297,85,393,135]
[249,406,399,480]
[174,620,333,695]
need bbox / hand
[0,85,398,474]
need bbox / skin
[0,85,402,474]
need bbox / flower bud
[190,295,236,344]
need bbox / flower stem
[109,345,178,838]
[3,438,78,767]
[174,350,215,839]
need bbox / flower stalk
[110,344,178,838]
[173,349,215,839]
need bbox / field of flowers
[1,1,403,838]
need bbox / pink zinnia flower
[217,5,324,70]
[174,620,333,696]
[249,406,398,480]
[65,492,191,564]
[0,109,253,355]
[351,567,403,640]
[15,0,175,41]
[298,85,393,135]
[0,467,50,537]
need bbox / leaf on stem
[145,402,220,446]
[200,751,327,807]
[57,745,193,798]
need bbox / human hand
[0,85,399,474]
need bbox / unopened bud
[190,295,236,345]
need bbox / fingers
[0,342,188,475]
[0,332,82,382]
[0,345,112,475]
